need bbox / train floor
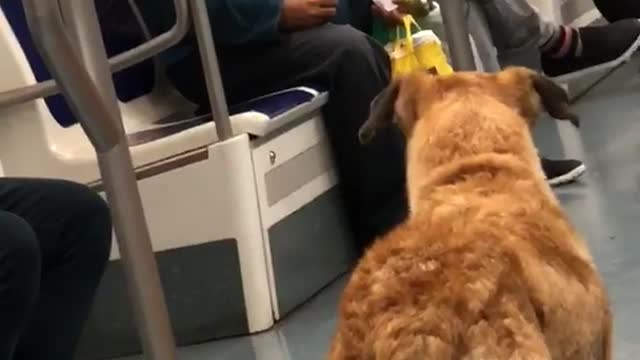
[119,57,640,360]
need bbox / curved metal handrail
[190,0,232,140]
[0,0,189,109]
[21,1,178,358]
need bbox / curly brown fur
[328,67,611,360]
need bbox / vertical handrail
[59,0,124,134]
[438,0,477,71]
[21,1,178,359]
[190,0,233,140]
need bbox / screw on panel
[269,151,276,164]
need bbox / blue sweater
[138,0,361,65]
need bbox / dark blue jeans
[0,178,112,360]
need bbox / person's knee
[315,24,390,77]
[53,180,110,222]
[75,185,112,264]
[320,24,370,49]
[0,212,41,281]
[86,195,113,267]
[54,181,113,264]
[0,213,40,356]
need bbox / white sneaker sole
[546,163,587,186]
[550,29,640,83]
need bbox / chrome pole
[190,0,233,140]
[439,0,477,71]
[59,0,124,134]
[22,1,178,359]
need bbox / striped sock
[540,26,583,59]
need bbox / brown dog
[327,67,611,360]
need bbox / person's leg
[468,0,585,186]
[167,24,407,245]
[0,211,40,360]
[477,0,640,80]
[540,18,640,79]
[593,0,640,23]
[466,0,501,72]
[0,178,112,360]
[475,0,544,70]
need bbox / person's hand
[279,0,337,31]
[371,0,411,26]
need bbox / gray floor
[121,59,640,360]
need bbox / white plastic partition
[20,1,178,359]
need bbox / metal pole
[59,0,124,134]
[190,0,233,140]
[22,1,178,359]
[438,0,477,71]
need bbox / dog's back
[328,68,611,360]
[329,175,610,360]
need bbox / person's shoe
[541,157,586,186]
[593,0,640,23]
[541,19,640,82]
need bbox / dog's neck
[404,111,546,215]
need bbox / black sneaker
[541,157,586,186]
[593,0,640,23]
[542,19,640,82]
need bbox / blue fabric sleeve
[206,0,283,46]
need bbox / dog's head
[358,67,579,144]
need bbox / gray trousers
[465,0,557,72]
[163,0,561,244]
[166,23,408,245]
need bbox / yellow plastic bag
[389,15,453,79]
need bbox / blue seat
[1,0,155,127]
[1,1,326,134]
[127,87,327,145]
[0,0,327,185]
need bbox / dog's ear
[498,67,579,128]
[358,80,400,144]
[530,73,580,127]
